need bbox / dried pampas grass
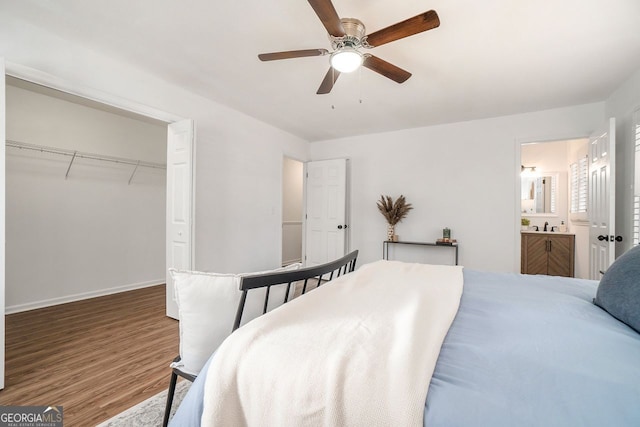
[377,195,413,225]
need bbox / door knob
[337,225,343,229]
[597,235,609,241]
[615,235,623,242]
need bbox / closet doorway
[5,76,168,313]
[282,157,304,266]
[1,68,194,388]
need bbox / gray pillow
[594,245,640,333]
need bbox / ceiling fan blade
[363,56,411,83]
[307,0,345,37]
[258,49,329,61]
[317,67,340,94]
[365,10,440,47]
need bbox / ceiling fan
[258,0,440,94]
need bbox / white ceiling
[3,0,640,141]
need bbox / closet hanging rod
[5,139,167,170]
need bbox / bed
[168,248,640,426]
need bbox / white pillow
[169,263,302,376]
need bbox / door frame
[514,134,589,273]
[1,58,6,389]
[281,155,305,266]
[6,63,181,124]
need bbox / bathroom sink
[521,229,573,235]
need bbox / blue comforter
[170,269,640,426]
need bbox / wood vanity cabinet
[521,232,575,277]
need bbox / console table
[382,241,459,265]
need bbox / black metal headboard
[233,250,359,331]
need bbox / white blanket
[201,260,463,427]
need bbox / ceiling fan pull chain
[331,67,336,109]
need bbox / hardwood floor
[0,285,179,426]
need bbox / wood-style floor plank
[0,285,179,426]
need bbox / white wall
[0,15,310,279]
[309,103,605,272]
[605,68,640,255]
[282,157,303,265]
[5,84,167,311]
[3,15,637,279]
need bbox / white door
[304,159,348,266]
[166,119,195,319]
[589,118,616,280]
[0,58,6,389]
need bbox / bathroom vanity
[521,231,575,277]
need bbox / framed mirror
[521,174,558,215]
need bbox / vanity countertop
[521,230,575,236]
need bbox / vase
[387,224,395,241]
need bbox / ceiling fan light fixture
[257,4,440,94]
[330,47,363,73]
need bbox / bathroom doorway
[519,138,590,278]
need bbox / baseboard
[282,258,302,266]
[5,279,165,314]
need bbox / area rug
[97,380,191,427]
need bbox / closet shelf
[6,139,166,184]
[6,140,166,169]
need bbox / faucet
[543,221,549,232]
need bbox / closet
[5,77,168,312]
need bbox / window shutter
[570,156,588,216]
